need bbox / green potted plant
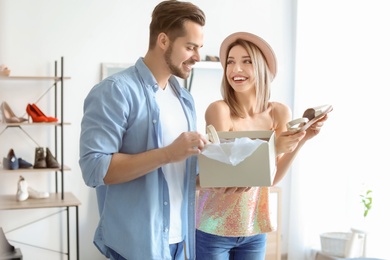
[360,189,373,218]
[346,189,373,257]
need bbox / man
[79,1,207,259]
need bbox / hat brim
[219,32,277,79]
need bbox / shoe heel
[26,104,48,123]
[31,103,58,122]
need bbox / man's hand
[163,132,208,163]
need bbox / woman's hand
[276,131,306,155]
[276,114,329,154]
[303,114,328,140]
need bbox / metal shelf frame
[0,57,80,260]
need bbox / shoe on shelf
[2,149,19,170]
[26,103,58,123]
[33,147,47,168]
[28,186,49,199]
[16,176,49,201]
[16,176,29,202]
[31,103,58,122]
[0,64,11,76]
[26,103,48,123]
[18,157,33,168]
[0,227,15,254]
[1,101,28,123]
[46,147,60,168]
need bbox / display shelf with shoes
[0,166,71,173]
[0,147,70,172]
[0,57,72,194]
[0,57,80,260]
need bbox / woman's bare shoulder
[271,102,291,116]
[206,100,229,112]
[205,100,232,130]
[270,101,292,129]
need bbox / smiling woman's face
[226,45,255,93]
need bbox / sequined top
[196,187,275,236]
[196,103,276,237]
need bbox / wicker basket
[320,232,364,258]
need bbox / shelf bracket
[0,125,41,147]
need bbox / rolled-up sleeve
[79,78,130,188]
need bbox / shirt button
[164,201,168,206]
[165,228,169,233]
[152,119,157,124]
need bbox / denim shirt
[79,58,198,260]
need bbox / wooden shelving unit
[0,57,80,260]
[0,192,80,210]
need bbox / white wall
[292,1,390,258]
[0,1,294,259]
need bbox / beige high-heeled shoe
[1,101,28,123]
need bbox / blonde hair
[221,39,272,118]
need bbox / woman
[196,32,329,259]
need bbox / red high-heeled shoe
[26,104,48,122]
[31,104,58,122]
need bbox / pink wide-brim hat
[219,32,277,79]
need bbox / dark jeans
[196,229,267,260]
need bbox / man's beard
[164,45,192,79]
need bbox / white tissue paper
[201,137,265,166]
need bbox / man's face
[164,21,203,79]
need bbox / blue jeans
[196,229,267,260]
[107,241,184,260]
[170,240,185,260]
